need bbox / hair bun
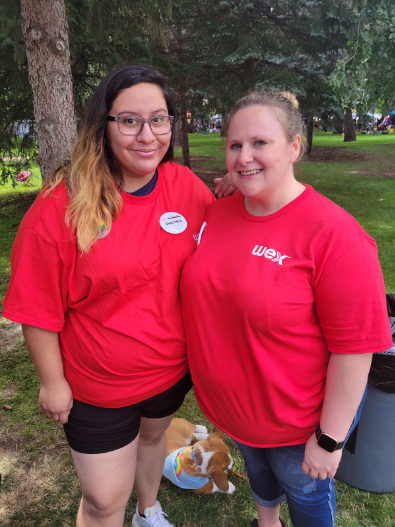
[279,91,299,110]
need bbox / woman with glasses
[3,64,231,527]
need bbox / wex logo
[252,245,290,265]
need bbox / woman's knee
[81,489,129,517]
[138,428,166,446]
[138,415,174,446]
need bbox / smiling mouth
[130,149,158,155]
[131,149,156,152]
[239,169,262,176]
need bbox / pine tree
[159,0,356,156]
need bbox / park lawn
[0,134,395,526]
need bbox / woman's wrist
[39,374,68,389]
[315,425,345,452]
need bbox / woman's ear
[290,134,301,163]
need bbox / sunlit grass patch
[0,447,79,526]
[0,166,42,197]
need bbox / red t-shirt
[180,185,392,447]
[3,162,214,407]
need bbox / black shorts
[63,372,193,454]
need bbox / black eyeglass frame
[107,115,174,136]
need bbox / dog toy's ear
[208,465,230,492]
[211,426,224,438]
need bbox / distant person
[180,90,391,527]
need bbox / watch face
[318,433,338,453]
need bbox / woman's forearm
[22,324,65,385]
[319,352,372,440]
[22,324,73,423]
[301,352,372,479]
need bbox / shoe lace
[148,509,171,527]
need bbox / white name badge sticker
[160,212,187,234]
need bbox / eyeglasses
[107,115,174,136]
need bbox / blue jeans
[235,387,366,527]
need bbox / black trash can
[336,385,395,492]
[336,293,395,493]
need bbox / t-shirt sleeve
[314,238,392,354]
[2,227,70,332]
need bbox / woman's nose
[237,146,253,165]
[137,122,155,142]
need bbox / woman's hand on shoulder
[214,173,238,198]
[39,377,73,424]
[301,433,342,480]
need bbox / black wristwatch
[315,426,345,453]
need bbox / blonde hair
[42,64,179,253]
[44,123,123,253]
[224,90,306,162]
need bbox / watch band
[315,425,345,453]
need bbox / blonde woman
[180,91,392,527]
[3,64,232,527]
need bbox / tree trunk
[174,118,181,147]
[21,0,77,181]
[343,109,356,142]
[179,97,191,169]
[220,112,230,137]
[306,115,314,154]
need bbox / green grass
[0,165,42,197]
[1,134,395,526]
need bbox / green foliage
[329,10,372,113]
[362,0,395,114]
[0,0,37,186]
[1,0,394,179]
[156,0,358,133]
[66,0,173,115]
[329,0,395,118]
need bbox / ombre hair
[44,64,179,253]
[224,90,306,162]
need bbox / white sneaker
[132,501,175,527]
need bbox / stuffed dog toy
[163,418,235,494]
